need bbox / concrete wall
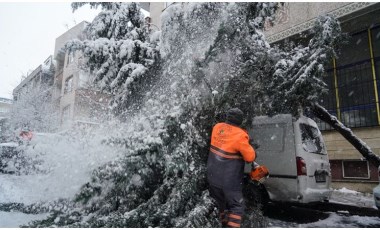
[149,2,166,30]
[331,181,378,193]
[54,21,87,61]
[323,127,380,160]
[265,2,348,37]
[59,50,81,125]
[54,22,88,128]
[0,99,12,117]
[323,127,380,192]
[265,2,380,43]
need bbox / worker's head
[226,108,244,126]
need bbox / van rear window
[250,124,285,152]
[300,124,326,154]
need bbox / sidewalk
[330,187,377,210]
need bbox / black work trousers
[209,184,244,227]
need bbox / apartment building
[11,56,56,132]
[0,97,12,142]
[13,56,54,102]
[52,21,110,130]
[140,2,171,31]
[0,97,12,118]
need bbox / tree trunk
[311,103,380,168]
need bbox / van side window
[300,124,325,154]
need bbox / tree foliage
[66,2,160,117]
[267,15,346,116]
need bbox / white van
[245,114,332,204]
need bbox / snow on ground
[0,129,379,227]
[267,187,380,227]
[330,187,376,209]
[299,213,380,228]
[268,214,380,228]
[0,211,48,228]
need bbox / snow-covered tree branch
[312,103,380,168]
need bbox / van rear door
[250,115,299,202]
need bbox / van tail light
[296,157,307,176]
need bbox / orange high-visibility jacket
[207,122,256,189]
[210,122,256,162]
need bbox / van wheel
[243,179,269,213]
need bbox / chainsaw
[249,162,269,184]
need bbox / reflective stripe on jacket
[207,122,256,189]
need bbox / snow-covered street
[0,130,379,228]
[264,187,380,227]
[330,187,377,209]
[1,174,380,228]
[268,211,380,228]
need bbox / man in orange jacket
[207,108,256,228]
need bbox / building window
[64,76,73,94]
[67,51,75,66]
[330,159,379,182]
[342,160,370,179]
[316,64,336,130]
[78,71,89,89]
[61,105,71,124]
[317,25,380,130]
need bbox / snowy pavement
[0,187,379,228]
[266,187,380,228]
[330,187,377,209]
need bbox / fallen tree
[312,103,380,168]
[26,2,380,228]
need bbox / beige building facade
[52,22,110,130]
[141,2,171,32]
[13,56,54,102]
[12,21,110,132]
[0,97,12,118]
[0,97,12,142]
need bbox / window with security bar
[315,63,336,130]
[342,160,370,179]
[316,26,380,130]
[372,26,380,113]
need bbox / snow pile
[330,188,375,209]
[336,187,360,194]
